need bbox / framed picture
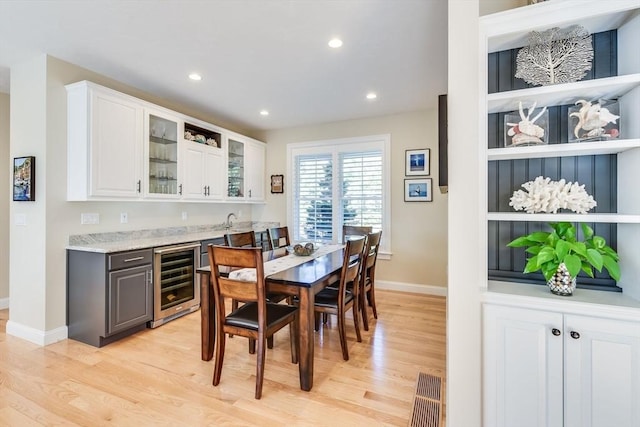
[404,178,432,202]
[13,156,36,202]
[405,148,430,176]
[271,174,284,194]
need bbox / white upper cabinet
[67,81,144,200]
[144,109,181,199]
[226,134,265,202]
[66,81,265,203]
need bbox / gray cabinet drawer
[109,249,153,270]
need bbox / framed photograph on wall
[404,178,432,202]
[405,148,430,176]
[271,174,284,194]
[13,156,36,202]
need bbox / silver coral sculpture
[515,25,593,86]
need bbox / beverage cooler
[150,242,201,327]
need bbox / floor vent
[409,372,443,427]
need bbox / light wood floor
[0,291,446,426]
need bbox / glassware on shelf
[504,102,549,147]
[568,98,620,142]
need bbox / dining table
[196,243,345,392]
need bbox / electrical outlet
[181,211,188,220]
[81,213,99,225]
[120,212,128,224]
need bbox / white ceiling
[0,0,447,131]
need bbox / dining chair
[360,231,382,331]
[207,245,299,399]
[268,226,291,250]
[342,225,372,243]
[313,236,366,361]
[224,230,289,349]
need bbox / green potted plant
[507,222,620,296]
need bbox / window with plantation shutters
[287,135,390,255]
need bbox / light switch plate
[181,211,188,220]
[120,212,128,224]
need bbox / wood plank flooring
[0,291,446,426]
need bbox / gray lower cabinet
[67,249,153,347]
[200,237,224,267]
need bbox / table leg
[298,287,315,391]
[199,272,214,361]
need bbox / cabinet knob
[552,328,561,336]
[178,184,182,195]
[137,180,141,193]
[249,189,252,198]
[570,331,580,340]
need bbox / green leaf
[526,246,541,255]
[581,223,594,239]
[541,263,557,281]
[592,236,606,249]
[556,239,570,260]
[528,232,551,243]
[602,256,621,282]
[507,236,534,247]
[569,241,587,257]
[586,249,603,271]
[602,246,620,261]
[536,246,556,266]
[524,257,540,274]
[580,263,594,278]
[563,254,582,278]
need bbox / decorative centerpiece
[515,25,593,86]
[507,176,620,295]
[504,102,548,147]
[288,242,316,256]
[568,99,620,142]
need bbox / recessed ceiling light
[188,73,202,81]
[366,92,377,100]
[328,38,343,48]
[260,110,269,116]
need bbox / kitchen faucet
[225,213,237,229]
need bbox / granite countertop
[67,222,279,253]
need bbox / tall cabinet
[480,2,640,426]
[226,135,265,201]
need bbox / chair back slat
[208,245,265,307]
[341,237,366,289]
[343,225,373,243]
[224,231,257,248]
[268,226,290,250]
[364,231,382,269]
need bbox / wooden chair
[313,236,366,361]
[342,225,372,243]
[360,231,382,331]
[268,226,291,250]
[207,245,299,399]
[224,230,288,348]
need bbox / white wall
[255,109,448,291]
[7,55,263,343]
[0,92,8,305]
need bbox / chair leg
[249,338,256,354]
[369,284,378,319]
[352,300,362,343]
[229,299,239,338]
[361,283,370,332]
[255,334,266,399]
[314,312,321,331]
[213,330,226,386]
[338,309,349,361]
[322,313,328,324]
[289,315,299,364]
[267,336,274,349]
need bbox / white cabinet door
[204,149,224,200]
[484,304,564,427]
[182,141,224,200]
[564,314,640,427]
[67,82,144,200]
[245,140,265,201]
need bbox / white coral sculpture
[507,101,547,146]
[509,176,597,214]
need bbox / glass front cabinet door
[144,110,181,198]
[227,138,245,199]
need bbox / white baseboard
[0,297,8,310]
[6,320,68,346]
[376,280,448,297]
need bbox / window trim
[286,134,391,258]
